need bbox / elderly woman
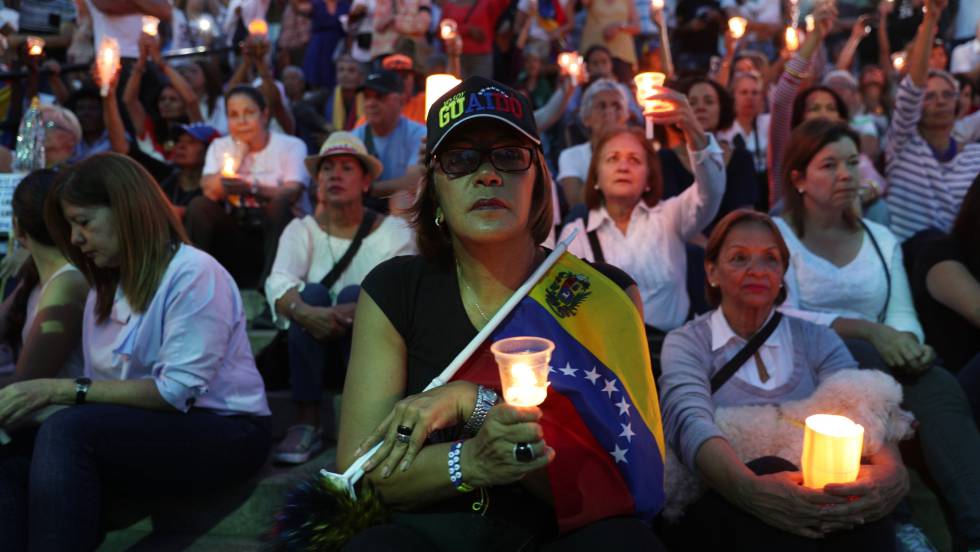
[266,132,415,464]
[776,118,980,548]
[660,209,905,550]
[40,105,83,168]
[0,154,270,551]
[559,92,725,334]
[335,77,665,549]
[885,0,980,241]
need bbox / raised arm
[836,15,873,71]
[909,0,945,88]
[149,37,203,122]
[122,41,150,138]
[926,260,980,330]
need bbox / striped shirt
[885,76,980,241]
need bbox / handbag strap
[584,212,606,264]
[710,311,783,394]
[860,220,890,324]
[320,210,379,290]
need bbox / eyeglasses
[924,90,957,102]
[435,146,535,178]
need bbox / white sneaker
[274,424,323,464]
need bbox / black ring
[514,442,535,463]
[395,425,413,444]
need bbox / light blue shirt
[352,116,425,182]
[82,245,271,416]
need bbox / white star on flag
[584,367,601,385]
[548,365,556,374]
[610,444,628,464]
[559,362,578,377]
[615,397,632,416]
[602,378,619,398]
[619,423,635,442]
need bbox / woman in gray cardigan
[658,210,906,551]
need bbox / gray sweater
[660,312,858,470]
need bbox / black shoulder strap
[584,211,605,264]
[320,210,379,290]
[710,311,783,394]
[860,220,890,324]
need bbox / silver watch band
[463,385,498,437]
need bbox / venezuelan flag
[450,252,666,532]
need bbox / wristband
[462,385,498,437]
[448,440,474,492]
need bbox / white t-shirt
[85,0,142,59]
[203,132,311,215]
[264,215,417,329]
[556,142,592,183]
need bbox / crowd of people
[0,0,979,549]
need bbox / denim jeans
[846,339,980,547]
[0,404,270,552]
[288,283,360,402]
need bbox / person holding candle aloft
[660,209,906,550]
[333,76,667,549]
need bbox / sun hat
[304,131,384,179]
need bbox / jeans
[0,404,270,552]
[288,283,360,402]
[846,339,980,547]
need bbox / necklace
[317,216,338,266]
[456,262,491,323]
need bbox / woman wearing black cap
[335,77,665,549]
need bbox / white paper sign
[0,173,25,234]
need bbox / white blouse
[558,134,726,331]
[264,215,416,329]
[775,217,925,342]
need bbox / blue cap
[178,123,221,144]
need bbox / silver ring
[513,442,535,463]
[395,425,413,444]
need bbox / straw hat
[304,131,384,180]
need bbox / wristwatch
[463,385,499,437]
[74,377,92,405]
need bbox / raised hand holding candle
[222,152,237,178]
[440,19,458,41]
[142,15,160,36]
[491,337,554,408]
[425,74,461,121]
[635,72,670,139]
[97,37,120,97]
[728,16,748,39]
[891,52,907,72]
[248,18,269,37]
[785,27,802,51]
[27,36,45,57]
[558,52,585,85]
[801,414,864,490]
[651,0,664,11]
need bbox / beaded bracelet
[448,440,474,493]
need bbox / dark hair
[704,209,791,307]
[674,77,736,131]
[410,142,553,261]
[952,173,980,276]
[225,84,267,112]
[196,59,224,117]
[584,45,613,65]
[5,170,59,345]
[584,127,662,210]
[64,85,103,114]
[791,86,849,129]
[781,119,861,238]
[45,153,188,323]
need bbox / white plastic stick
[327,230,579,495]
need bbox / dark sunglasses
[435,146,535,178]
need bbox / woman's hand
[0,379,61,427]
[819,460,909,531]
[868,324,933,372]
[356,381,478,477]
[813,1,839,40]
[735,471,849,538]
[850,14,873,41]
[294,304,353,340]
[647,90,708,150]
[138,33,161,66]
[461,403,555,487]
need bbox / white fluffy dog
[662,369,915,521]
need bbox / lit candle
[801,414,864,490]
[27,36,45,57]
[892,52,906,71]
[785,27,801,51]
[248,18,269,37]
[97,37,120,97]
[728,16,748,39]
[142,15,160,36]
[805,14,815,32]
[635,71,670,139]
[222,152,237,178]
[491,337,554,408]
[197,17,213,34]
[651,0,664,11]
[558,52,585,85]
[425,74,461,121]
[440,19,458,41]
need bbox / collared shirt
[717,113,771,174]
[559,134,725,331]
[83,245,271,416]
[708,308,793,391]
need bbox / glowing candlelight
[558,51,585,85]
[97,37,120,97]
[728,16,748,39]
[27,36,45,57]
[805,14,815,32]
[651,0,664,11]
[425,74,461,122]
[801,414,864,490]
[440,19,458,41]
[634,71,671,114]
[248,18,268,37]
[785,27,802,51]
[491,337,554,408]
[891,52,906,71]
[142,15,159,36]
[197,17,213,34]
[222,152,237,178]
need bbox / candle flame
[651,0,664,10]
[27,36,45,56]
[97,37,120,97]
[142,15,159,36]
[801,414,864,489]
[440,19,458,41]
[197,18,213,33]
[222,153,236,177]
[728,16,748,39]
[248,19,268,36]
[785,27,801,51]
[634,72,671,114]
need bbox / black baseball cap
[358,70,404,95]
[426,76,541,157]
